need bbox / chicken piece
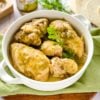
[15,18,49,46]
[21,18,49,37]
[14,31,41,46]
[41,41,63,57]
[10,43,51,81]
[50,20,84,58]
[50,57,65,78]
[62,58,78,75]
[32,18,49,36]
[50,20,73,32]
[21,22,36,33]
[50,57,78,78]
[64,35,84,58]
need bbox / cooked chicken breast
[32,18,49,37]
[15,18,48,46]
[21,18,49,37]
[50,57,78,78]
[10,43,51,81]
[50,20,84,58]
[41,40,63,57]
[15,31,41,46]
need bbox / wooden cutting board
[0,0,13,19]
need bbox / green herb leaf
[38,0,72,13]
[47,26,63,46]
[62,51,75,59]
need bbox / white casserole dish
[0,10,93,91]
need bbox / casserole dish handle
[73,14,91,30]
[0,60,22,84]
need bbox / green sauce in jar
[16,0,38,13]
[24,0,37,12]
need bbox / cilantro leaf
[38,0,72,13]
[62,51,75,59]
[47,26,63,46]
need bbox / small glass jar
[16,0,38,13]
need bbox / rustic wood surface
[4,93,95,100]
[0,0,97,100]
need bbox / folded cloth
[0,29,100,96]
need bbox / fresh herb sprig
[62,51,75,59]
[47,26,64,46]
[38,0,71,13]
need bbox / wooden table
[4,93,96,100]
[0,0,98,100]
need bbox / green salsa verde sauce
[23,0,38,12]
